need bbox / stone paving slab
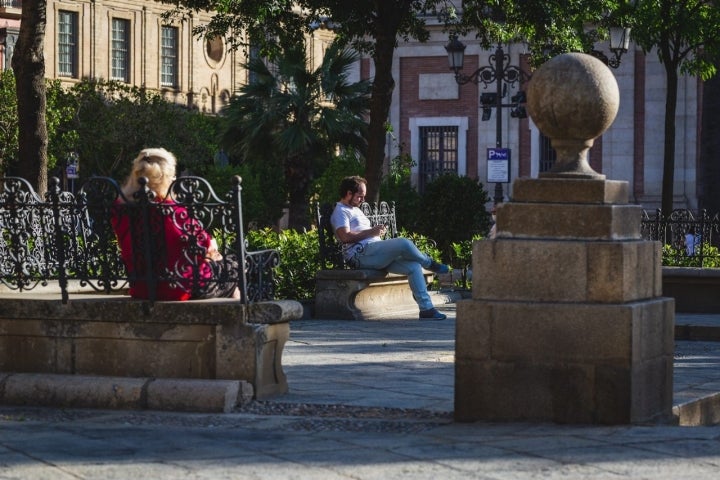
[1,407,719,480]
[1,305,720,479]
[278,306,720,420]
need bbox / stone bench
[314,202,435,320]
[662,266,720,313]
[0,291,302,403]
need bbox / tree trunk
[365,42,394,204]
[11,0,48,196]
[363,2,406,204]
[285,156,312,231]
[661,64,679,216]
[698,72,720,215]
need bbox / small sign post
[66,152,79,192]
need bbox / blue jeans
[354,238,434,310]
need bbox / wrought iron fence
[641,209,720,268]
[0,175,279,303]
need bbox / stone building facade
[1,0,333,114]
[56,0,242,114]
[2,1,241,113]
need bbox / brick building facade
[378,27,700,211]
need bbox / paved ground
[1,305,720,479]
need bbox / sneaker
[419,308,447,321]
[427,260,450,274]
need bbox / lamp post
[446,36,529,205]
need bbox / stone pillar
[454,53,675,424]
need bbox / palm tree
[221,39,371,231]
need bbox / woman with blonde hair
[120,147,177,201]
[112,147,240,300]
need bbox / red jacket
[111,199,213,300]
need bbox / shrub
[311,150,365,206]
[380,152,421,230]
[202,163,286,228]
[416,174,491,263]
[398,228,444,291]
[662,243,720,268]
[450,233,485,289]
[63,79,220,180]
[246,228,320,300]
[246,226,446,299]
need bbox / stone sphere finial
[526,53,619,179]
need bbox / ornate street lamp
[446,35,530,205]
[590,26,631,68]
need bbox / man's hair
[339,175,367,198]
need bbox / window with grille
[111,18,130,82]
[247,44,263,85]
[161,26,179,87]
[418,126,458,191]
[539,133,556,173]
[57,10,78,78]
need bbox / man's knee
[389,237,414,250]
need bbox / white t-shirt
[330,202,381,261]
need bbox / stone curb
[673,392,720,426]
[675,324,720,342]
[431,290,463,305]
[0,373,253,413]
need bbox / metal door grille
[419,126,458,191]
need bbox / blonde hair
[121,148,177,200]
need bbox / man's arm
[335,224,386,244]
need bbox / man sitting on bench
[330,175,450,320]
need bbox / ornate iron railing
[0,175,279,304]
[641,209,720,268]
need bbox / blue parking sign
[487,148,510,183]
[66,164,78,179]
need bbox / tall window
[111,18,130,82]
[418,126,458,191]
[161,26,178,87]
[248,44,261,84]
[57,10,78,78]
[539,133,556,173]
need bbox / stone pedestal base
[455,178,675,424]
[455,297,675,424]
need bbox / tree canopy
[631,0,720,214]
[164,0,720,214]
[162,0,453,202]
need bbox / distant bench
[662,266,720,314]
[0,175,301,406]
[314,201,434,320]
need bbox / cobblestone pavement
[1,306,719,480]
